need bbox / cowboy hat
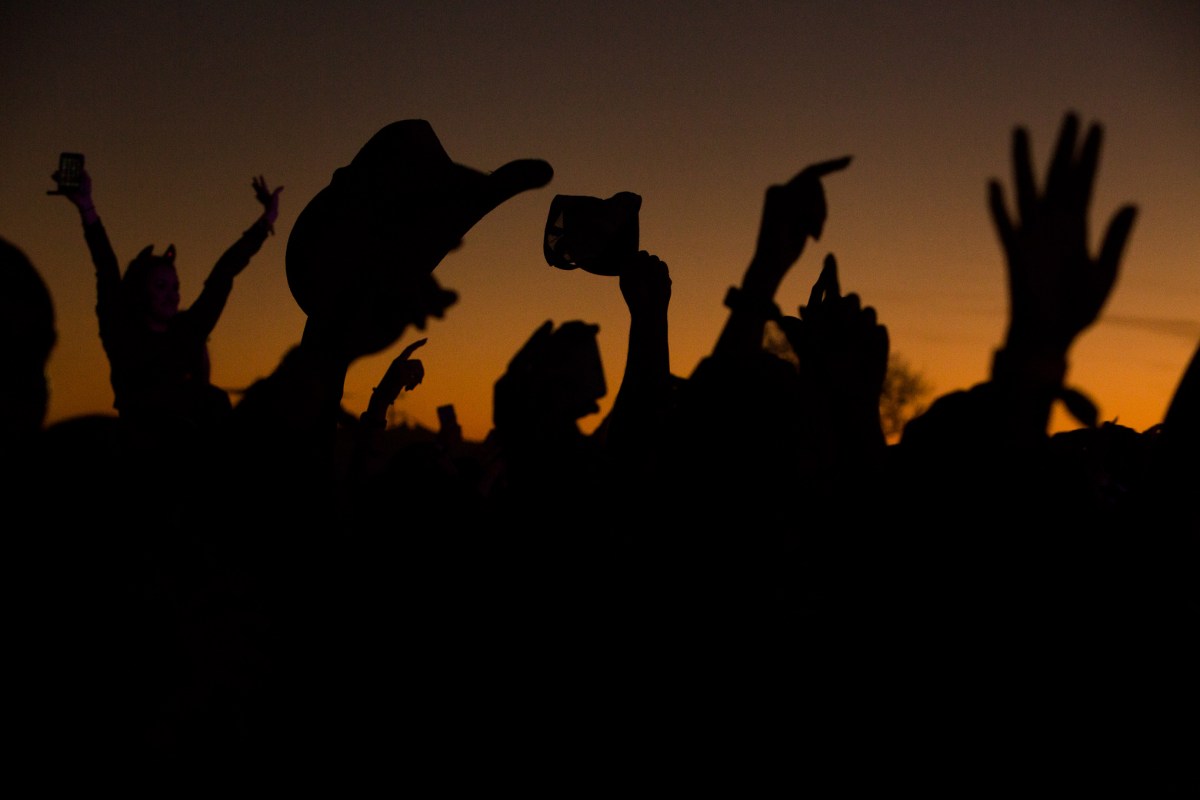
[286,119,553,322]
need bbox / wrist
[742,257,785,295]
[725,285,781,320]
[991,347,1067,389]
[247,216,272,236]
[1004,321,1074,358]
[360,406,388,429]
[370,383,399,404]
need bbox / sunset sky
[3,1,1197,442]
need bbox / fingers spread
[1096,205,1138,287]
[988,180,1015,254]
[1013,127,1037,221]
[1074,123,1103,209]
[1045,112,1081,201]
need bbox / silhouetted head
[122,244,180,329]
[0,236,56,440]
[493,320,606,433]
[1049,421,1151,512]
[286,119,552,355]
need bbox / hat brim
[286,154,552,319]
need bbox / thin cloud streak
[1100,315,1200,342]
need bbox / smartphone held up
[48,152,85,195]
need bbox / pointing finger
[399,337,428,360]
[796,156,853,181]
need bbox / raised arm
[348,337,428,483]
[712,156,851,359]
[252,174,283,236]
[987,112,1137,441]
[50,164,100,227]
[778,253,889,467]
[902,112,1137,457]
[601,250,673,461]
[49,166,122,340]
[187,175,284,331]
[359,337,428,430]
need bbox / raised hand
[360,337,428,431]
[49,167,98,224]
[712,157,851,360]
[252,175,284,235]
[376,337,428,400]
[781,253,889,413]
[988,113,1136,356]
[618,250,672,320]
[748,156,852,292]
[608,250,672,447]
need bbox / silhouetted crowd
[4,115,1196,790]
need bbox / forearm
[989,345,1066,445]
[1164,342,1199,437]
[209,218,271,283]
[188,219,271,327]
[712,259,784,358]
[359,386,398,430]
[76,200,99,227]
[348,398,390,484]
[623,310,670,391]
[610,310,671,430]
[83,221,121,322]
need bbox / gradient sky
[3,0,1197,442]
